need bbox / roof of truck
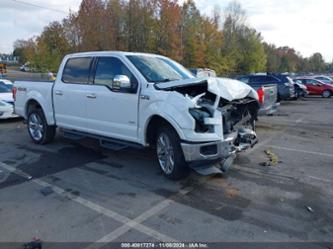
[66,51,164,58]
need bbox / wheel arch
[145,115,184,146]
[25,99,42,116]
[24,97,55,125]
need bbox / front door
[304,79,324,95]
[85,56,140,143]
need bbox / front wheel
[155,126,188,180]
[27,108,56,144]
[322,90,331,98]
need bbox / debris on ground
[40,186,54,196]
[305,206,314,213]
[23,237,42,249]
[225,187,239,198]
[259,149,281,167]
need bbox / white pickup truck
[13,51,259,180]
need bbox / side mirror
[112,75,131,90]
[317,83,323,86]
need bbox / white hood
[155,77,258,102]
[0,93,13,102]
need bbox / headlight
[0,101,7,107]
[189,108,212,133]
[284,83,290,86]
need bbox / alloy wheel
[156,133,175,175]
[28,113,44,141]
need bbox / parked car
[0,79,14,104]
[0,100,17,119]
[314,75,333,84]
[293,77,333,98]
[20,63,31,72]
[293,80,308,98]
[189,68,217,77]
[13,51,260,180]
[237,74,295,101]
[235,77,279,115]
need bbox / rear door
[85,56,140,142]
[53,57,94,131]
[304,79,324,95]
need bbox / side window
[250,76,266,83]
[249,76,258,83]
[238,77,249,83]
[306,79,317,85]
[266,76,280,83]
[62,57,92,84]
[94,57,138,93]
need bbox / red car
[293,77,333,98]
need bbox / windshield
[0,82,13,93]
[316,77,332,84]
[127,55,194,83]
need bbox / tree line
[13,0,333,75]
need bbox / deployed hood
[155,77,258,102]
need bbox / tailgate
[262,84,277,109]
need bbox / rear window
[62,57,92,84]
[250,76,280,83]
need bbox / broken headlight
[189,108,213,133]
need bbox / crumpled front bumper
[181,129,258,163]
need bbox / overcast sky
[1,0,332,62]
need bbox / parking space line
[0,162,175,242]
[268,145,333,158]
[92,185,194,244]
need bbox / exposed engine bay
[156,77,260,174]
[157,79,259,136]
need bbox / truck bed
[250,83,278,115]
[14,80,55,123]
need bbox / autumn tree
[181,0,206,67]
[13,39,37,64]
[308,53,326,72]
[36,21,70,72]
[221,1,266,74]
[155,0,182,60]
[13,0,331,75]
[105,0,126,50]
[77,0,106,51]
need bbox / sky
[0,0,333,62]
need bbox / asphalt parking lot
[0,96,333,246]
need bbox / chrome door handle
[140,95,150,100]
[55,90,63,96]
[86,93,96,99]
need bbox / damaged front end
[156,77,260,175]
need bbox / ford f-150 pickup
[13,52,260,180]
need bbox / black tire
[155,125,188,180]
[27,108,56,144]
[322,90,331,98]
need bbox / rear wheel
[322,90,331,98]
[27,108,56,144]
[155,126,188,180]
